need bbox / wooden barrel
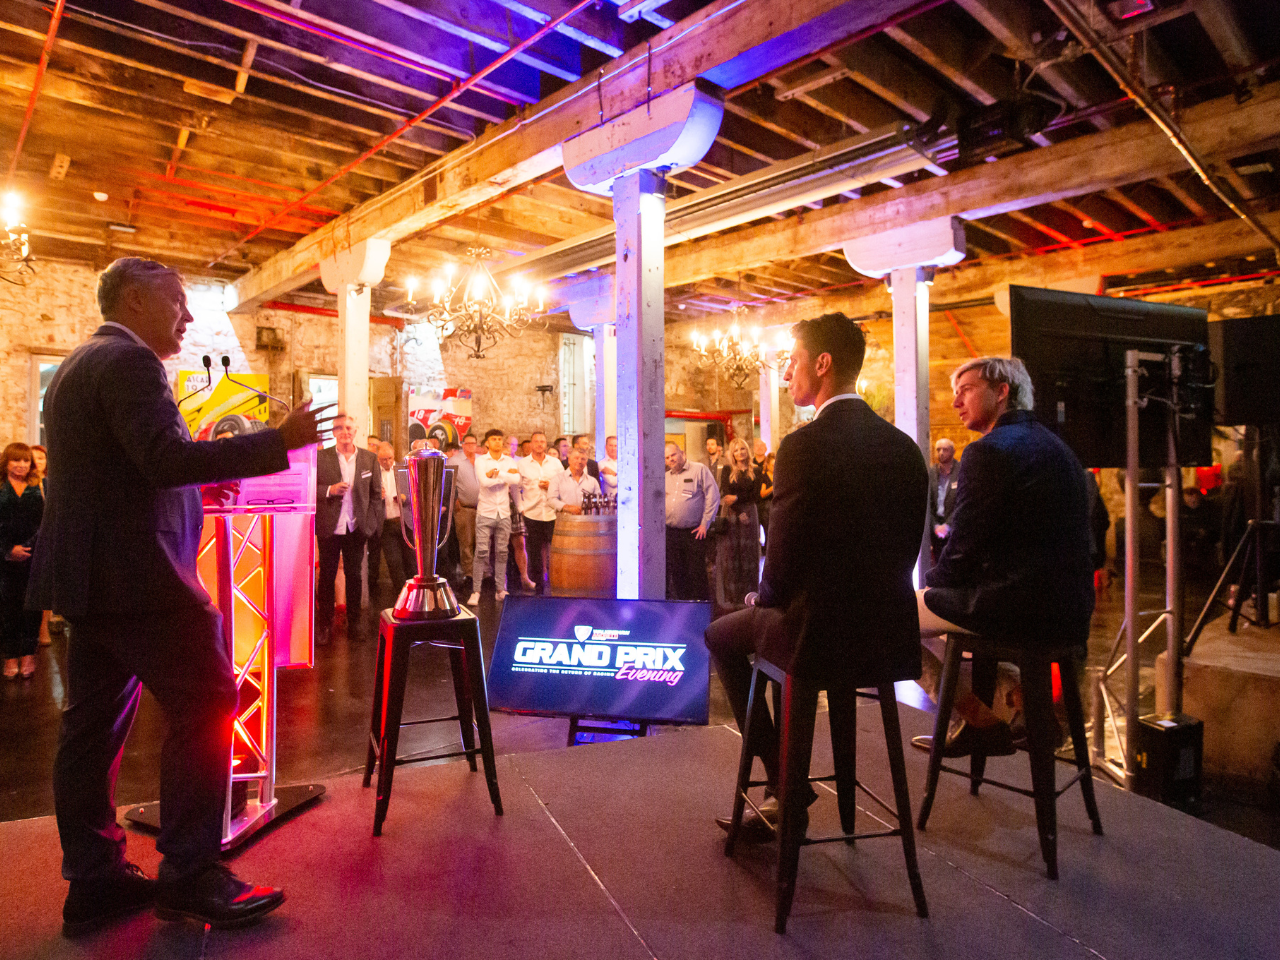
[549,513,617,598]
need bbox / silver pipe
[1124,349,1141,786]
[1043,0,1280,258]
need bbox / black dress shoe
[156,864,285,929]
[63,862,157,937]
[715,786,819,843]
[911,720,1017,758]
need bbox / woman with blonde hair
[716,436,763,607]
[1,442,44,678]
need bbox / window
[29,356,63,446]
[559,333,591,436]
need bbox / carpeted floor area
[2,702,1276,960]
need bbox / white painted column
[594,323,617,455]
[890,266,931,457]
[614,169,667,600]
[758,354,780,451]
[319,238,390,437]
[336,282,372,432]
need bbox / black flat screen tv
[1008,284,1214,468]
[488,596,712,725]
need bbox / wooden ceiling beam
[0,56,418,186]
[0,10,484,141]
[833,35,952,123]
[964,218,1025,252]
[1194,0,1257,73]
[657,82,1280,288]
[484,0,630,60]
[1103,187,1166,232]
[125,0,505,126]
[724,86,851,151]
[1006,209,1082,248]
[363,0,583,83]
[1155,174,1211,221]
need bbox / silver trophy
[393,449,460,620]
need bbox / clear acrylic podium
[125,445,324,850]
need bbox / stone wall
[439,329,562,440]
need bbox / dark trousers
[368,518,413,590]
[666,525,710,601]
[55,603,234,884]
[525,517,556,593]
[318,530,367,633]
[705,605,785,789]
[1,561,40,659]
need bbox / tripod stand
[1185,519,1278,654]
[1185,426,1279,656]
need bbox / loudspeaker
[1132,713,1203,809]
[704,420,726,445]
[1210,316,1280,426]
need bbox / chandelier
[1,192,35,286]
[693,304,794,389]
[406,246,547,359]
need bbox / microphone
[177,354,214,406]
[220,355,292,412]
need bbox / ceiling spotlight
[93,191,109,202]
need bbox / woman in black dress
[716,437,762,607]
[1,442,44,679]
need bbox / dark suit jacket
[924,410,1095,648]
[315,446,383,539]
[757,397,928,684]
[28,326,289,618]
[927,463,959,529]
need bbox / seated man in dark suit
[30,258,331,935]
[913,356,1095,757]
[704,313,928,838]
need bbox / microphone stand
[220,355,292,412]
[177,354,214,406]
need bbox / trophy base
[393,576,461,620]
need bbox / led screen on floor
[488,596,712,725]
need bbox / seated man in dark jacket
[914,356,1095,757]
[704,313,928,839]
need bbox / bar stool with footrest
[363,608,502,836]
[725,653,929,934]
[916,633,1102,879]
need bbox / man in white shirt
[551,449,602,514]
[517,431,564,595]
[448,433,480,589]
[367,442,412,590]
[469,428,520,605]
[597,435,618,500]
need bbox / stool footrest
[399,714,462,728]
[804,828,901,846]
[935,761,1089,802]
[394,745,480,768]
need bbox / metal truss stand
[1091,350,1186,788]
[127,513,324,850]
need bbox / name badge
[362,471,372,478]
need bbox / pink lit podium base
[126,447,325,850]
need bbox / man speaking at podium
[29,258,332,935]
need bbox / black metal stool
[916,635,1102,879]
[725,656,929,934]
[363,608,502,836]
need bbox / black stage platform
[2,703,1276,960]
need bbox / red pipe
[1108,267,1280,298]
[944,310,979,358]
[262,299,405,329]
[6,0,65,184]
[210,0,598,267]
